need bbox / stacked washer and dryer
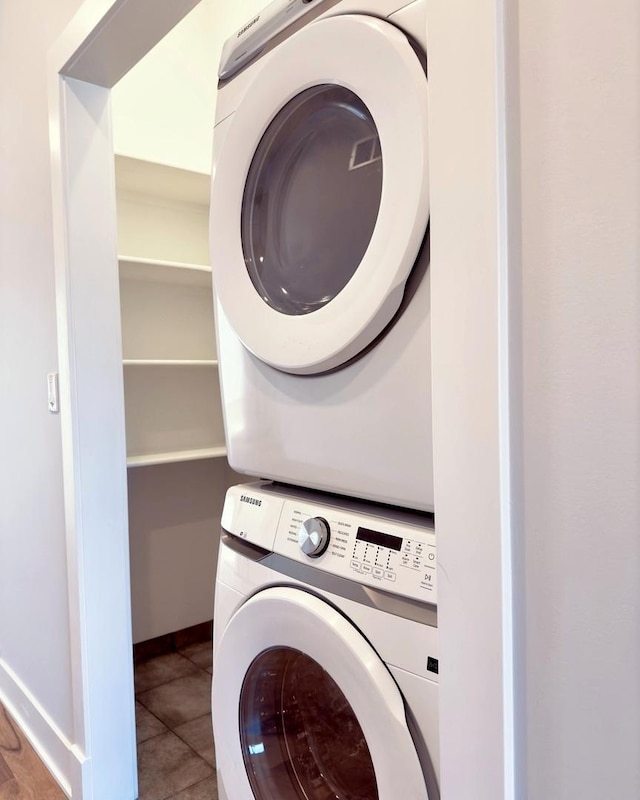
[208,1,437,798]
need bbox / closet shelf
[118,256,212,287]
[126,446,227,468]
[123,359,218,367]
[115,155,210,206]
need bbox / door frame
[48,0,521,797]
[48,3,203,797]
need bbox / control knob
[298,517,330,558]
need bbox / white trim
[49,73,137,800]
[48,1,206,797]
[52,0,203,88]
[0,658,86,798]
[496,0,516,794]
[210,14,429,374]
[427,0,516,796]
[497,0,525,794]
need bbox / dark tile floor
[135,641,218,800]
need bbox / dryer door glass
[239,646,379,800]
[241,85,383,316]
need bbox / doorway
[49,2,209,796]
[49,0,517,797]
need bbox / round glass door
[209,13,429,373]
[242,85,383,316]
[240,647,379,800]
[212,586,430,800]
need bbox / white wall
[3,0,640,796]
[111,0,264,173]
[519,0,640,796]
[0,0,84,762]
[111,0,217,174]
[128,460,238,642]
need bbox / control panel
[222,483,437,604]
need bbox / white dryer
[212,482,439,800]
[210,0,432,512]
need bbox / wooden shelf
[119,256,211,287]
[126,446,227,468]
[123,359,218,367]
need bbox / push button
[373,567,384,578]
[350,560,361,571]
[361,563,372,574]
[384,571,396,582]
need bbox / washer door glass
[241,85,383,316]
[212,586,430,799]
[240,646,379,800]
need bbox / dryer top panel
[219,0,328,81]
[218,0,426,82]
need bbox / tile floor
[135,640,218,800]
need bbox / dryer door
[212,586,430,800]
[210,14,429,375]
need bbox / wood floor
[0,703,65,800]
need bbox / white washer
[213,482,439,800]
[210,0,433,512]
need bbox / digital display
[356,526,402,551]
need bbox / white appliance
[209,0,433,512]
[213,482,439,800]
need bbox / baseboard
[134,619,213,663]
[0,657,87,798]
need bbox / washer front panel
[221,483,437,604]
[213,586,431,800]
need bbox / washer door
[210,14,429,375]
[212,587,430,800]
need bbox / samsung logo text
[237,16,260,38]
[240,495,262,507]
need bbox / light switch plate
[47,372,59,413]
